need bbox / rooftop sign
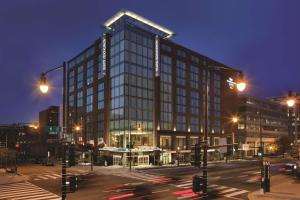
[104,10,174,38]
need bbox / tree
[276,136,292,157]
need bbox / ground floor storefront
[244,137,277,156]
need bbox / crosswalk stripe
[12,193,59,200]
[0,187,45,194]
[0,182,31,189]
[207,184,219,188]
[1,190,50,198]
[224,190,248,197]
[37,176,50,180]
[214,186,228,191]
[176,182,192,187]
[43,174,58,179]
[0,182,60,200]
[218,188,238,194]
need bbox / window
[86,87,93,112]
[176,87,186,113]
[191,91,200,115]
[176,60,186,86]
[69,95,74,107]
[190,65,200,89]
[161,44,171,52]
[175,136,186,149]
[86,47,95,58]
[176,50,186,58]
[160,55,172,130]
[176,115,186,131]
[191,56,199,63]
[77,91,83,107]
[77,65,83,89]
[190,117,199,132]
[160,136,171,150]
[98,83,104,109]
[68,70,75,92]
[87,60,94,85]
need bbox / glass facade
[160,55,172,130]
[109,25,154,148]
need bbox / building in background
[270,92,300,141]
[0,123,39,167]
[66,10,243,166]
[238,94,288,156]
[39,106,60,158]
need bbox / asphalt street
[0,159,296,200]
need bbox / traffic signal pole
[258,111,264,191]
[202,65,209,198]
[62,143,67,200]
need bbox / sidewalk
[135,158,259,170]
[248,174,300,200]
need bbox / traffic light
[192,175,203,193]
[191,143,202,167]
[194,143,201,167]
[68,145,76,167]
[15,143,20,150]
[257,151,263,157]
[257,147,263,157]
[68,175,78,193]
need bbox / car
[284,161,297,173]
[292,161,300,178]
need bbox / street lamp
[37,62,68,200]
[39,74,49,94]
[232,117,239,123]
[74,125,81,132]
[201,67,246,198]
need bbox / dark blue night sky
[0,0,299,123]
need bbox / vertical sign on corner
[102,34,107,76]
[155,35,160,77]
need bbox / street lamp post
[232,117,239,159]
[257,111,264,190]
[202,66,246,198]
[38,62,68,200]
[286,91,299,160]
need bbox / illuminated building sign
[155,35,160,77]
[102,35,107,75]
[227,77,235,89]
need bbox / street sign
[46,126,61,134]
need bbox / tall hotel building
[66,10,242,165]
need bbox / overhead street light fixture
[39,73,49,94]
